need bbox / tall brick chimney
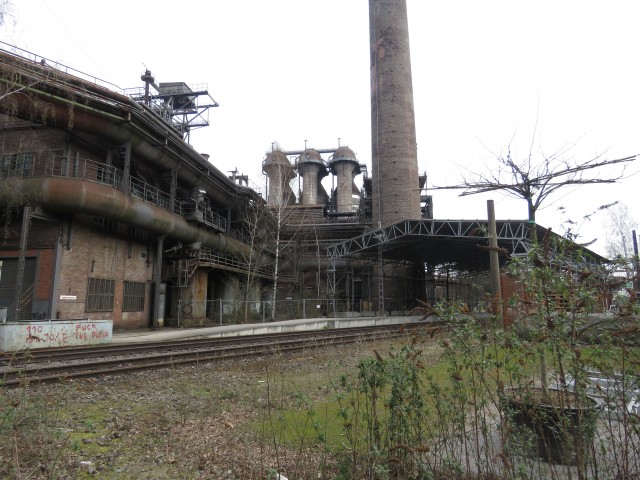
[370,0,421,227]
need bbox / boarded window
[86,278,114,312]
[123,281,146,312]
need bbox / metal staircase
[168,247,275,288]
[175,258,199,288]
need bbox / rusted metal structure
[0,0,466,329]
[0,1,609,330]
[297,149,328,206]
[328,146,361,214]
[126,72,218,144]
[267,0,608,316]
[0,44,265,329]
[262,150,296,207]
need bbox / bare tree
[605,202,637,259]
[267,186,304,321]
[434,140,636,393]
[0,0,12,28]
[236,197,272,323]
[434,144,636,243]
[0,47,50,104]
[261,151,307,321]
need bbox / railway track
[1,323,434,387]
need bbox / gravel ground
[1,336,423,480]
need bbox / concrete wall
[0,320,112,351]
[202,315,424,338]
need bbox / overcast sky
[2,0,639,256]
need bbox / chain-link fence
[171,298,393,327]
[170,291,492,327]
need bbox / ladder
[176,258,198,287]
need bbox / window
[123,281,146,312]
[86,278,115,312]
[92,217,118,233]
[96,165,111,185]
[0,153,33,177]
[0,154,17,176]
[19,153,33,176]
[0,154,12,172]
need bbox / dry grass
[1,338,415,479]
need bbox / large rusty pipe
[12,177,252,257]
[34,100,245,208]
[0,53,256,208]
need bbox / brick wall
[370,0,421,227]
[57,221,154,329]
[0,123,67,153]
[35,249,55,299]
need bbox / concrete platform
[111,315,423,344]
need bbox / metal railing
[0,152,124,188]
[168,247,274,286]
[199,247,272,277]
[122,87,173,121]
[1,151,226,228]
[0,41,123,92]
[129,176,171,209]
[180,201,226,232]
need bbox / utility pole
[633,229,639,295]
[487,200,503,327]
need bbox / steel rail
[1,324,439,387]
[1,324,426,366]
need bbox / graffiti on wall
[0,321,113,351]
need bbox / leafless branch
[433,154,636,197]
[431,140,637,242]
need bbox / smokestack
[370,0,421,227]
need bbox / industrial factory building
[0,43,272,328]
[0,0,581,330]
